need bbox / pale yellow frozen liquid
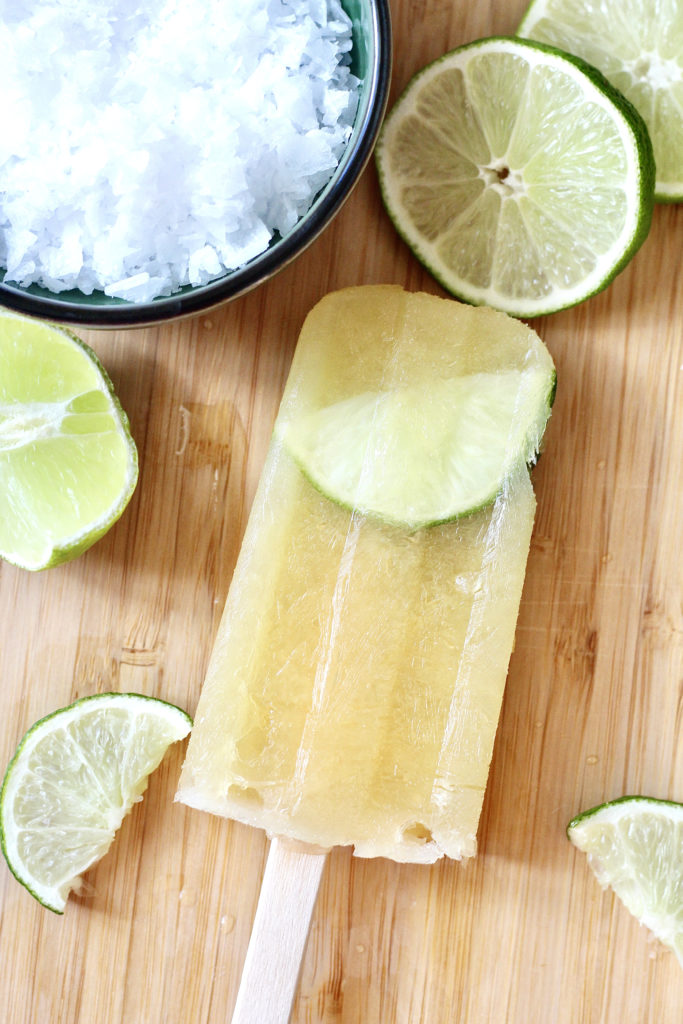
[177,286,550,863]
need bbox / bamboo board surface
[0,1,681,1021]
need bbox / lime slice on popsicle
[280,367,555,529]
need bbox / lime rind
[568,795,683,966]
[517,0,683,202]
[567,794,683,834]
[279,365,555,530]
[0,692,192,913]
[375,35,656,317]
[0,312,139,571]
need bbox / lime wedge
[518,0,683,202]
[0,693,192,913]
[568,796,683,966]
[279,365,555,530]
[375,36,655,317]
[0,311,138,570]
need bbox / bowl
[0,0,392,328]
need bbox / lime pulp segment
[0,693,192,913]
[0,311,138,569]
[568,795,683,966]
[518,0,683,201]
[375,36,655,317]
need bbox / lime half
[518,0,683,202]
[279,365,555,530]
[0,693,192,913]
[0,311,138,570]
[376,36,655,317]
[568,796,683,966]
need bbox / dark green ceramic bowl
[0,0,391,328]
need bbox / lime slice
[279,365,555,530]
[0,311,138,570]
[0,692,192,913]
[568,796,683,966]
[518,0,683,202]
[375,36,655,317]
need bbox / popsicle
[176,285,555,1018]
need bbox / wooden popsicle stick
[230,838,328,1024]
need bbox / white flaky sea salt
[0,0,359,302]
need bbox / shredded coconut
[0,0,359,302]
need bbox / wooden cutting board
[0,2,681,1021]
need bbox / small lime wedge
[518,0,683,202]
[568,796,683,966]
[0,693,192,913]
[0,311,138,570]
[375,36,655,316]
[279,366,554,529]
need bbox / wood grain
[1,1,681,1021]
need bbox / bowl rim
[0,0,392,329]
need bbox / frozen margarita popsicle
[177,285,555,863]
